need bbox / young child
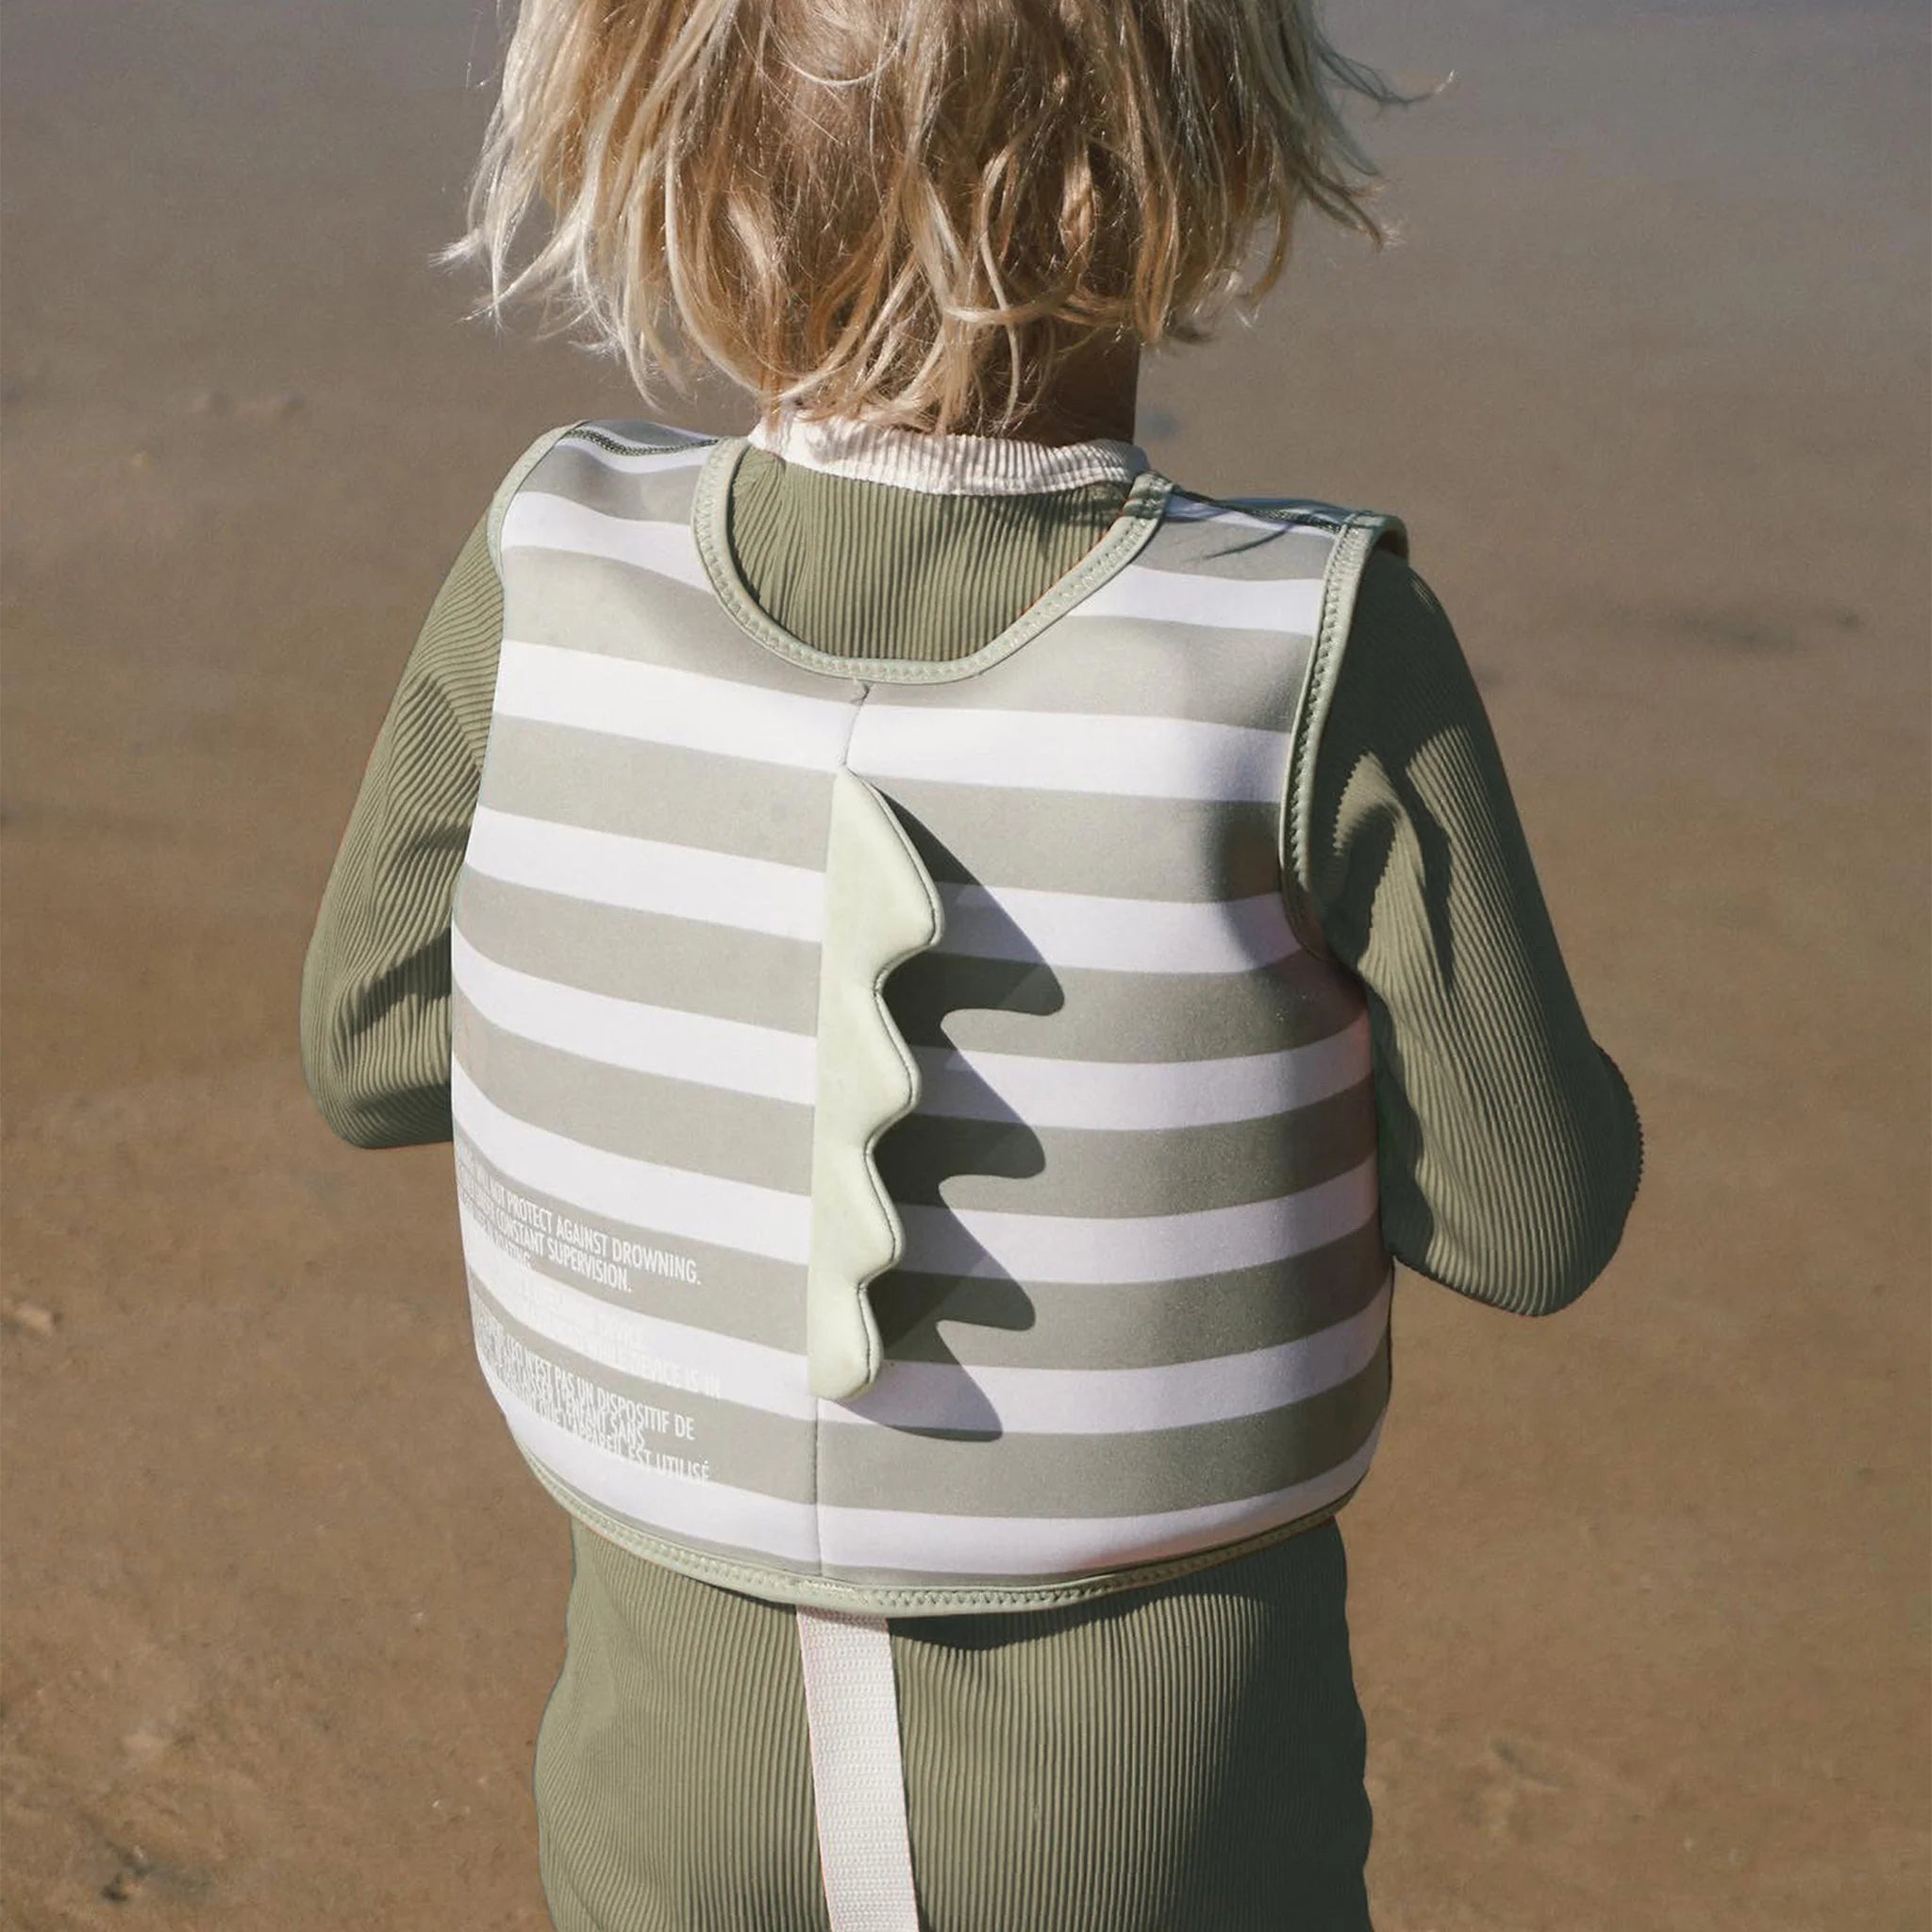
[301,4,1644,1928]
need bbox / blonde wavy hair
[444,0,1438,435]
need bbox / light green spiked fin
[805,768,946,1402]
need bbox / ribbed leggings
[534,1517,1374,1932]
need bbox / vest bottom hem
[509,1436,1365,1622]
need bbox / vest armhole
[1279,511,1410,966]
[485,421,590,579]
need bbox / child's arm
[1303,548,1645,1317]
[298,511,504,1148]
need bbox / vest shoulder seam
[566,420,723,458]
[1164,487,1360,531]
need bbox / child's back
[300,7,1642,1926]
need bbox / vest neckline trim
[690,435,1175,687]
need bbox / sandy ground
[1,1,1926,1926]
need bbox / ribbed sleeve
[298,508,500,1147]
[1306,549,1644,1315]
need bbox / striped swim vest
[450,418,1407,1623]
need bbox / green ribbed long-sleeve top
[301,442,1643,1320]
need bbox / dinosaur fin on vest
[805,768,946,1402]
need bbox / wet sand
[2,1,1926,1925]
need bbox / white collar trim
[747,407,1149,496]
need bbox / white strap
[795,1606,922,1931]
